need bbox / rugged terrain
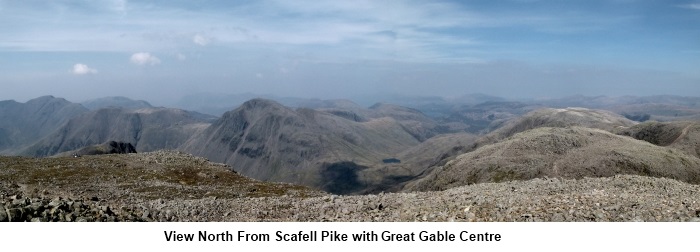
[2,151,699,222]
[181,98,464,194]
[0,96,88,154]
[3,94,700,221]
[20,107,215,157]
[406,126,700,191]
[473,107,637,148]
[618,121,700,158]
[0,151,322,221]
[2,96,474,195]
[53,141,137,157]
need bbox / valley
[1,94,700,221]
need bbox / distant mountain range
[0,96,88,154]
[406,107,700,191]
[2,94,700,194]
[21,107,215,157]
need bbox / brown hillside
[407,126,700,191]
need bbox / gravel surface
[2,151,700,222]
[143,175,700,222]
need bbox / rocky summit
[1,151,699,222]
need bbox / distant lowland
[1,94,700,222]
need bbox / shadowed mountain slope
[360,133,479,193]
[618,121,700,158]
[180,98,467,194]
[21,107,213,157]
[407,126,700,191]
[8,96,469,194]
[0,96,88,154]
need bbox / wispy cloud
[130,52,160,65]
[0,0,492,62]
[193,34,210,46]
[72,63,97,75]
[0,0,692,65]
[680,3,700,10]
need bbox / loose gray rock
[6,208,23,222]
[0,206,7,222]
[2,151,699,222]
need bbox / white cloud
[72,63,97,75]
[681,3,700,10]
[176,53,187,61]
[0,0,687,66]
[193,34,210,46]
[130,52,161,65]
[0,1,488,62]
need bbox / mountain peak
[26,95,66,104]
[241,98,284,109]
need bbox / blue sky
[1,0,699,104]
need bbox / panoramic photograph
[1,0,700,223]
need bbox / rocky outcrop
[54,141,137,157]
[0,195,148,222]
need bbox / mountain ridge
[3,94,700,196]
[0,96,88,154]
[20,107,212,157]
[81,96,153,110]
[407,126,700,191]
[180,98,435,194]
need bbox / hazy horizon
[2,0,699,105]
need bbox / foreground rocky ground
[2,151,700,222]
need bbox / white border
[2,222,696,251]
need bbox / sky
[1,0,699,105]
